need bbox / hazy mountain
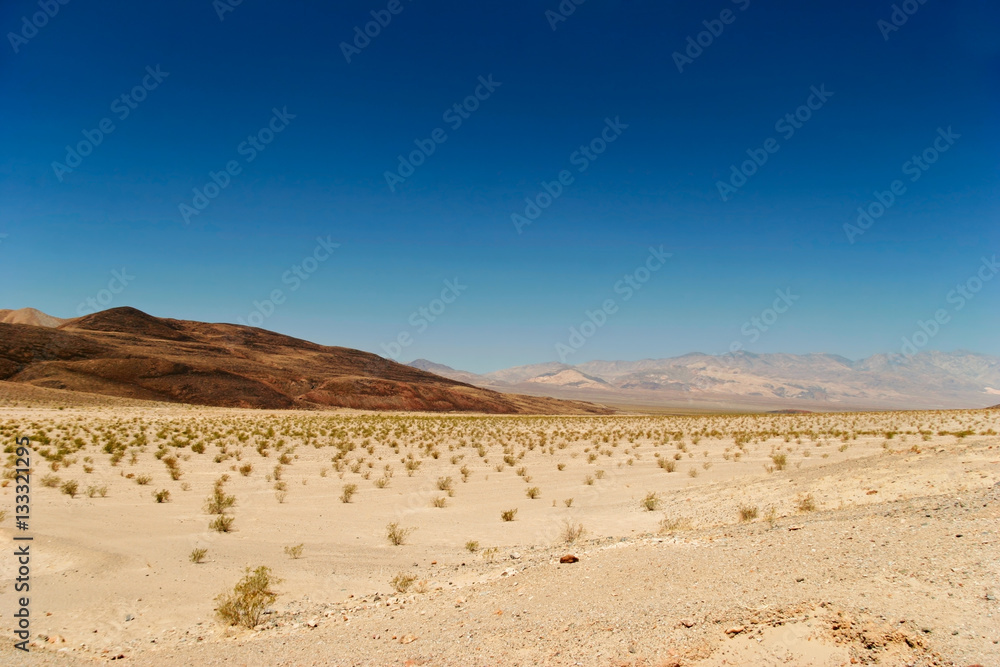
[415,351,1000,411]
[0,307,67,328]
[523,369,611,390]
[407,359,484,386]
[0,308,611,414]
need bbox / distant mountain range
[0,307,609,414]
[2,307,994,412]
[409,350,1000,411]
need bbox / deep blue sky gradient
[1,0,997,372]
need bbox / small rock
[680,619,695,628]
[399,634,417,644]
[125,614,134,622]
[725,626,745,636]
[560,555,579,564]
[788,525,803,531]
[510,552,521,560]
[305,618,318,628]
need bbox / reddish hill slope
[0,307,611,414]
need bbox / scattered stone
[725,626,745,636]
[560,555,579,564]
[510,552,522,560]
[125,614,134,622]
[788,525,804,531]
[399,634,417,644]
[680,618,695,628]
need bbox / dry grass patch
[386,521,414,546]
[215,566,281,628]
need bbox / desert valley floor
[1,395,998,666]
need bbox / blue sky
[1,0,997,373]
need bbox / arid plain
[1,390,998,666]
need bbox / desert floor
[0,404,998,666]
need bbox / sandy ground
[0,406,997,666]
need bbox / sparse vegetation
[340,483,357,503]
[797,493,817,513]
[386,521,414,546]
[205,476,236,514]
[190,548,208,564]
[391,572,416,593]
[283,543,304,559]
[642,491,660,511]
[561,520,586,544]
[500,508,518,522]
[210,514,235,532]
[215,566,281,628]
[153,489,171,503]
[659,516,692,533]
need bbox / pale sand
[1,407,997,665]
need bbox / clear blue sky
[1,0,997,373]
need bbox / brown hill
[0,307,611,414]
